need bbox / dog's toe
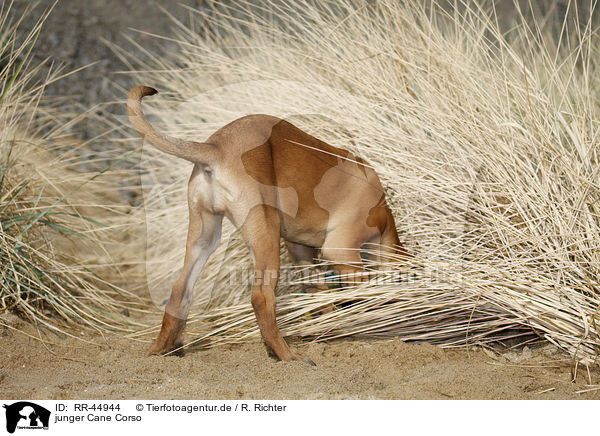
[148,341,185,357]
[147,343,162,356]
[303,357,317,366]
[290,352,316,366]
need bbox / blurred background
[10,0,598,138]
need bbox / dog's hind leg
[242,207,315,365]
[149,210,222,356]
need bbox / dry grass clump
[0,3,145,336]
[120,1,600,364]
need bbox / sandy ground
[1,317,598,400]
[3,0,600,401]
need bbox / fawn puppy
[128,85,407,364]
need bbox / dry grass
[112,0,600,365]
[0,2,146,337]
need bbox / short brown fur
[128,85,408,364]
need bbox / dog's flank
[128,85,408,364]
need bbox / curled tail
[127,86,218,164]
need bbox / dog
[128,85,408,365]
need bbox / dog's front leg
[149,211,222,356]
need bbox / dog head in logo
[3,402,50,434]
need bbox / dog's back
[207,115,389,244]
[129,86,408,363]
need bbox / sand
[3,0,599,402]
[1,316,598,400]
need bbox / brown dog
[128,85,408,364]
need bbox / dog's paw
[290,352,316,366]
[147,340,185,357]
[302,356,317,366]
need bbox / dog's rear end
[128,86,408,364]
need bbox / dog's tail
[127,86,218,164]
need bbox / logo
[3,402,50,434]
